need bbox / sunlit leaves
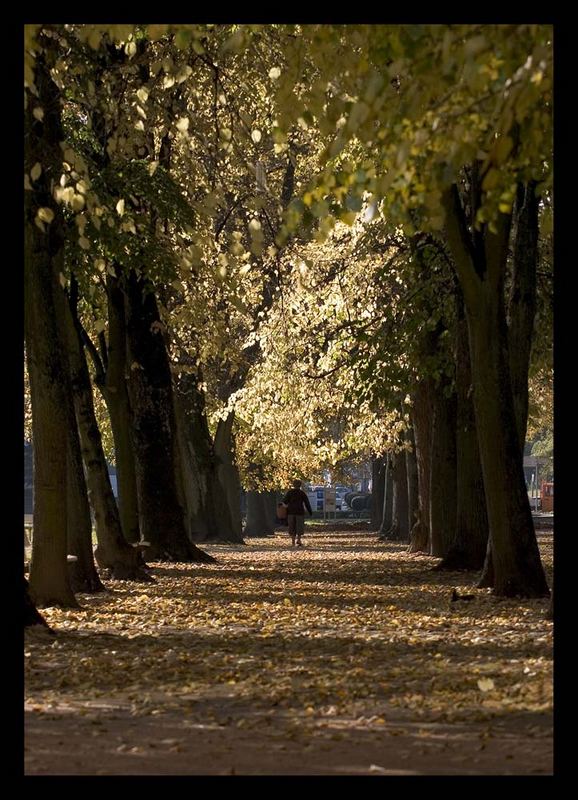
[70,194,85,212]
[270,24,552,237]
[36,207,54,224]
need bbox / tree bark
[25,45,77,608]
[103,272,141,544]
[63,296,146,580]
[429,383,458,558]
[378,454,394,539]
[477,182,539,585]
[408,381,434,553]
[436,291,488,571]
[214,411,244,541]
[467,299,547,594]
[24,578,54,631]
[66,414,105,593]
[442,184,549,597]
[508,181,539,448]
[370,455,386,531]
[405,428,419,538]
[478,535,495,588]
[384,451,409,542]
[174,370,239,543]
[124,271,215,563]
[244,491,276,537]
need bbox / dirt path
[25,530,553,775]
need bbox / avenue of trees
[24,24,552,611]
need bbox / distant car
[334,486,352,511]
[305,486,324,512]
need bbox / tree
[24,579,54,631]
[272,24,551,596]
[25,36,78,608]
[64,282,145,580]
[124,272,215,563]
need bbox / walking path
[25,530,553,775]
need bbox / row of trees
[24,24,552,611]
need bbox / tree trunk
[478,536,495,588]
[266,492,278,529]
[244,491,276,537]
[437,292,488,571]
[25,46,77,608]
[66,416,105,593]
[124,271,215,563]
[174,371,239,543]
[63,296,146,581]
[370,455,386,531]
[24,578,54,631]
[475,183,539,585]
[405,428,419,538]
[508,181,539,448]
[443,185,549,597]
[546,587,553,620]
[384,451,409,542]
[408,381,434,553]
[467,301,547,595]
[173,409,195,538]
[429,384,458,558]
[214,411,244,541]
[378,454,394,539]
[104,273,140,544]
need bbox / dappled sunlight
[26,531,552,728]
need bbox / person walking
[283,479,313,547]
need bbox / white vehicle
[335,486,352,510]
[305,485,352,512]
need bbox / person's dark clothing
[283,488,312,516]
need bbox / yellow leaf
[36,207,54,224]
[71,194,85,212]
[339,211,357,226]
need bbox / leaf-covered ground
[25,529,553,775]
